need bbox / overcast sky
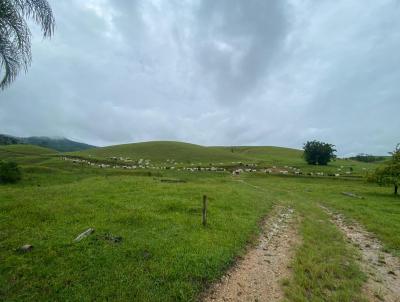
[1,0,399,156]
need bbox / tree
[0,160,22,183]
[303,140,336,165]
[0,0,55,89]
[373,144,400,195]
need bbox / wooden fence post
[202,195,207,226]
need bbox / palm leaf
[0,0,55,89]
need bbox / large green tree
[0,0,55,89]
[373,144,400,195]
[303,140,336,165]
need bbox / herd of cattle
[60,156,359,178]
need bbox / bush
[303,140,336,165]
[0,161,22,184]
[373,144,400,195]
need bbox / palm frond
[0,0,55,89]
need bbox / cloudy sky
[1,0,399,156]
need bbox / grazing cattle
[232,169,243,175]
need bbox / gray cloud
[193,0,288,104]
[0,0,399,155]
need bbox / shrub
[373,144,400,195]
[0,161,22,184]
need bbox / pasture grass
[245,174,400,256]
[0,171,274,301]
[283,202,367,302]
[242,174,400,301]
[319,182,400,256]
[1,146,399,301]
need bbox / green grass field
[0,143,398,301]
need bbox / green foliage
[303,140,336,165]
[0,160,22,183]
[373,144,400,195]
[0,0,55,89]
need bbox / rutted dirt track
[322,206,400,302]
[203,207,299,302]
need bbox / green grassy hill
[74,141,248,163]
[72,141,381,176]
[214,146,304,165]
[0,144,57,156]
[0,144,58,166]
[74,141,306,164]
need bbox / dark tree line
[350,154,386,163]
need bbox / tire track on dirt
[203,207,299,302]
[321,205,400,302]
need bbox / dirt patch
[322,205,400,302]
[202,207,299,302]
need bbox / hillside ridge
[0,134,96,152]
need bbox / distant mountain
[0,134,96,152]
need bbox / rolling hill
[0,144,57,156]
[0,144,58,165]
[74,141,307,165]
[73,141,382,176]
[74,141,248,163]
[213,146,304,165]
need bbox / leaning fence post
[202,195,207,226]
